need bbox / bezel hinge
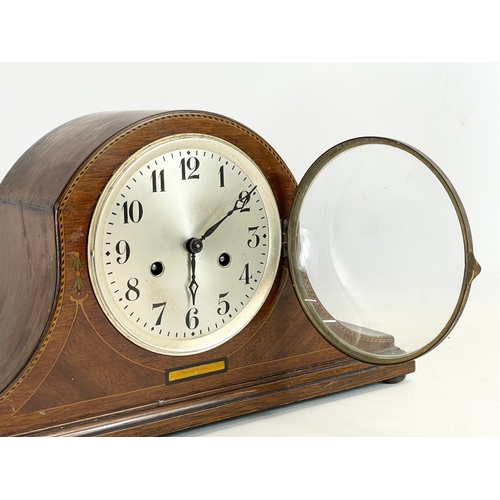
[282,218,289,260]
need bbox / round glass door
[288,137,480,364]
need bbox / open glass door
[288,137,480,364]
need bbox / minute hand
[201,185,257,241]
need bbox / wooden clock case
[0,110,414,436]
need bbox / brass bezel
[288,136,480,365]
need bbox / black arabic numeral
[239,263,252,285]
[186,307,199,330]
[218,165,225,187]
[180,157,200,180]
[237,191,251,213]
[122,200,143,224]
[115,240,131,264]
[151,169,165,192]
[125,277,140,301]
[152,302,167,326]
[247,226,260,248]
[217,292,230,315]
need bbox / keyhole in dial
[150,261,164,276]
[218,253,231,267]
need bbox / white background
[0,63,499,439]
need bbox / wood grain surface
[0,111,414,436]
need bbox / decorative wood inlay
[0,111,415,436]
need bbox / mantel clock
[0,111,480,436]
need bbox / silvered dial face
[88,134,281,355]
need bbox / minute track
[89,133,281,356]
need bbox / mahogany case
[0,111,414,436]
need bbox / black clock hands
[186,238,202,306]
[200,185,257,241]
[184,186,257,306]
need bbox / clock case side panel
[0,111,164,395]
[0,202,57,393]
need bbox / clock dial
[88,134,281,355]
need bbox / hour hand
[201,185,257,241]
[188,253,198,306]
[186,238,203,306]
